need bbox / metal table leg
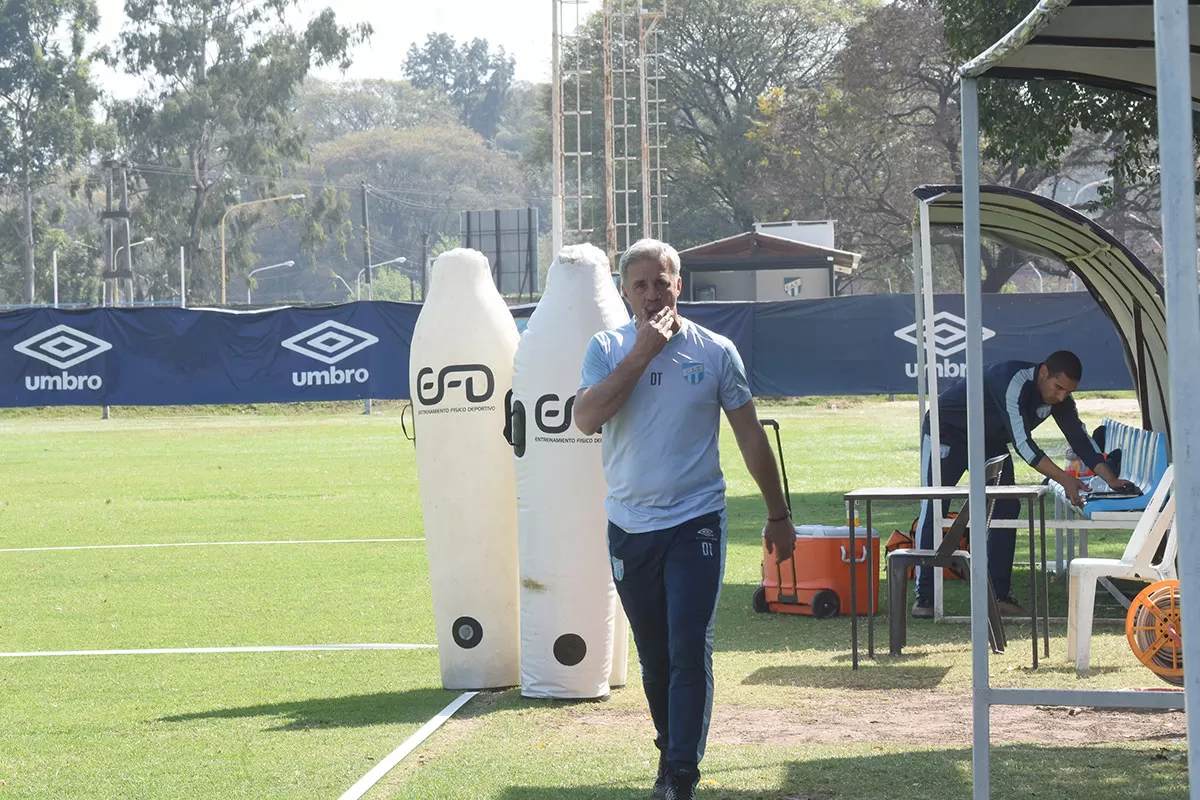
[866,501,874,659]
[1028,496,1038,669]
[849,498,858,670]
[1040,495,1050,658]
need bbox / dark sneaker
[665,772,698,800]
[996,596,1027,617]
[912,600,934,619]
[652,750,668,798]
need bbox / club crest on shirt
[1036,404,1052,419]
[682,362,704,385]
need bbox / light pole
[114,237,154,305]
[114,237,154,265]
[1027,261,1046,293]
[1072,177,1113,207]
[330,270,354,299]
[357,256,407,300]
[246,260,296,304]
[220,193,305,304]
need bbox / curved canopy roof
[913,184,1168,434]
[959,0,1200,109]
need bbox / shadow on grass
[717,579,978,656]
[496,744,1187,800]
[721,491,1128,649]
[743,663,951,690]
[781,744,1188,800]
[158,688,459,731]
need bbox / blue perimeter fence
[0,293,1129,407]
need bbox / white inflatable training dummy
[410,248,520,689]
[512,243,630,697]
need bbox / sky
[92,0,604,98]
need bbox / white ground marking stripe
[0,644,436,658]
[338,691,478,800]
[0,538,425,553]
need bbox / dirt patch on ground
[575,691,1185,746]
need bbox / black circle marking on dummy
[452,616,483,649]
[553,633,587,666]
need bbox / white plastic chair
[1066,465,1177,672]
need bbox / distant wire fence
[0,300,186,311]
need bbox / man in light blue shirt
[575,238,795,800]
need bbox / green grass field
[0,398,1186,799]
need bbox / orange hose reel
[1125,579,1183,687]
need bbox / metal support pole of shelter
[917,201,946,618]
[1152,0,1200,792]
[960,77,992,800]
[957,17,1198,793]
[911,229,926,424]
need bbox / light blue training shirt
[579,316,752,533]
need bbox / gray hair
[618,238,681,284]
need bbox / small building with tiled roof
[677,223,860,301]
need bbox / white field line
[0,643,436,658]
[0,538,425,553]
[338,691,478,800]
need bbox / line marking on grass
[338,691,478,800]
[0,644,437,658]
[0,538,426,553]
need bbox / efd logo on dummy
[15,325,112,392]
[893,311,995,379]
[534,393,575,434]
[415,364,496,415]
[283,320,379,386]
[529,391,599,445]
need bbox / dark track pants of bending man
[915,425,1020,604]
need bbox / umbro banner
[0,303,420,407]
[0,293,1128,407]
[746,292,1131,396]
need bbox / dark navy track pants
[916,426,1020,603]
[607,509,726,778]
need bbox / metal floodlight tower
[639,1,668,242]
[554,0,598,252]
[605,0,669,257]
[553,0,669,263]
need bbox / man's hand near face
[632,306,676,361]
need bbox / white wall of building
[754,220,836,249]
[689,268,832,301]
[754,268,832,300]
[690,270,756,301]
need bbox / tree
[292,78,458,145]
[751,0,963,290]
[662,0,875,245]
[495,81,547,160]
[750,0,1154,294]
[936,0,1160,185]
[403,33,515,141]
[108,0,371,302]
[0,0,104,302]
[285,124,527,305]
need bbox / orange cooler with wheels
[754,524,881,618]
